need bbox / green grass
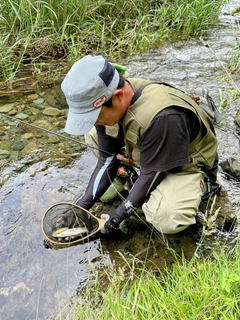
[60,245,240,320]
[2,1,239,319]
[0,0,227,84]
[229,38,240,73]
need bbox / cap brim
[64,106,102,135]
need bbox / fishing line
[0,112,141,173]
[0,64,129,157]
[0,112,114,156]
[199,36,240,93]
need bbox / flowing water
[1,1,240,319]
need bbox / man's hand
[190,94,200,105]
[100,209,125,234]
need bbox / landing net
[41,202,99,246]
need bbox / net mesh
[42,203,99,243]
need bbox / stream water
[1,1,240,319]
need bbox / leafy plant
[229,38,240,73]
[59,244,240,320]
[0,0,228,85]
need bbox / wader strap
[130,82,182,105]
[201,177,222,201]
[130,81,203,155]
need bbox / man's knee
[142,172,204,234]
[142,201,197,234]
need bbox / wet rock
[20,140,39,157]
[15,113,29,120]
[0,104,14,113]
[9,151,19,161]
[8,109,18,116]
[47,135,60,143]
[16,104,26,112]
[27,94,39,101]
[0,149,10,159]
[43,87,66,109]
[220,157,240,180]
[12,140,29,151]
[8,121,18,127]
[0,141,11,151]
[29,130,44,138]
[40,102,51,109]
[33,119,53,130]
[1,134,9,140]
[28,119,53,137]
[31,107,42,116]
[33,98,44,105]
[46,150,72,167]
[21,133,34,139]
[43,107,61,117]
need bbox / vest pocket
[189,134,217,170]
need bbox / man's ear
[113,89,124,99]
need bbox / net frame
[41,202,105,246]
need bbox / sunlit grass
[229,38,240,73]
[0,0,227,83]
[60,244,240,320]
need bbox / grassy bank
[55,245,240,320]
[0,0,227,87]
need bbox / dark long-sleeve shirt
[78,106,218,216]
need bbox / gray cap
[61,55,119,135]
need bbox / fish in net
[41,202,105,246]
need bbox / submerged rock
[20,133,34,139]
[15,113,29,120]
[0,104,14,113]
[47,135,60,143]
[12,140,29,151]
[43,107,61,117]
[0,141,11,151]
[0,149,10,159]
[33,98,44,105]
[220,157,240,180]
[20,140,39,157]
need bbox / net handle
[41,201,106,246]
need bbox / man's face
[96,105,122,126]
[95,89,128,126]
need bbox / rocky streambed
[0,1,240,319]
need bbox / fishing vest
[106,78,217,171]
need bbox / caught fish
[52,227,88,238]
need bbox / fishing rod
[0,113,140,168]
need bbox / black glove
[100,209,126,234]
[101,200,136,234]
